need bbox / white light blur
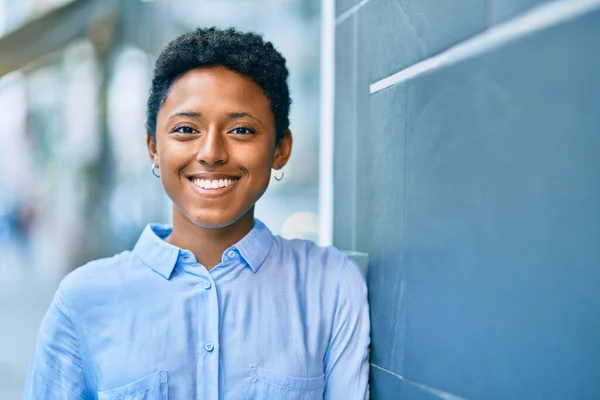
[281,212,319,242]
[319,0,335,246]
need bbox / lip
[186,174,240,198]
[185,172,242,180]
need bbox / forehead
[159,66,273,121]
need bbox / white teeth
[192,178,237,190]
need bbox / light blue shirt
[25,219,370,399]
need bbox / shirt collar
[133,223,180,279]
[234,218,274,273]
[133,218,274,279]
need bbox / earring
[273,169,284,181]
[151,162,160,178]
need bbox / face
[147,66,292,229]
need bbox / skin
[147,66,293,269]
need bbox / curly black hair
[146,27,291,143]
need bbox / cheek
[159,140,195,171]
[239,142,275,171]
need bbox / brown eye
[231,127,255,135]
[173,125,196,134]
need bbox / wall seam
[485,0,493,28]
[335,0,371,26]
[369,0,600,93]
[371,363,468,400]
[400,76,409,374]
[351,13,358,250]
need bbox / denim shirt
[25,219,370,399]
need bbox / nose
[195,128,228,166]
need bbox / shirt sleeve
[24,289,88,399]
[324,258,371,400]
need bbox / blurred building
[0,0,321,277]
[0,0,320,397]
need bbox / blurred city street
[0,1,321,397]
[0,243,60,399]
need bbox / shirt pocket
[246,365,325,400]
[97,371,168,400]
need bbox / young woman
[25,27,370,399]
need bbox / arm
[324,259,371,399]
[24,290,88,399]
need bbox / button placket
[199,271,219,399]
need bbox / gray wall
[333,0,600,398]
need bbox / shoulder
[56,251,137,308]
[274,236,366,284]
[275,236,343,264]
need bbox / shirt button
[203,281,211,290]
[227,250,236,259]
[205,342,214,352]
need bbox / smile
[186,175,241,197]
[190,178,239,190]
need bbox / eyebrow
[168,111,259,121]
[168,110,264,128]
[226,112,260,122]
[168,111,202,120]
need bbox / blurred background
[0,0,322,397]
[2,0,600,398]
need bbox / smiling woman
[149,66,292,248]
[24,27,370,400]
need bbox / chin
[186,208,247,230]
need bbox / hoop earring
[273,169,284,181]
[151,162,160,178]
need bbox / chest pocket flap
[97,371,168,400]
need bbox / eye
[231,126,256,135]
[173,125,197,134]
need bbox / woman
[25,27,370,399]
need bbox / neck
[166,206,255,270]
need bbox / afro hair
[146,27,291,143]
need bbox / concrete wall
[333,0,600,398]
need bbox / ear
[272,129,293,170]
[146,134,158,163]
